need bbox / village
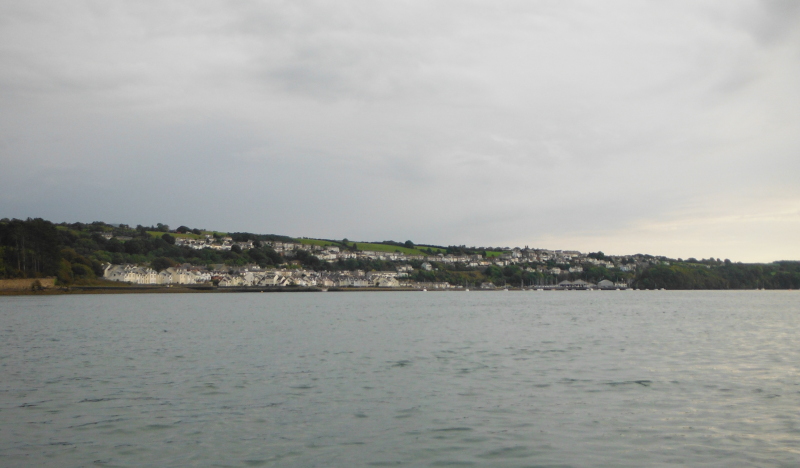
[102,235,648,290]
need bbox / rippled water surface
[1,291,799,467]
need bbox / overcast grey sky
[1,1,798,262]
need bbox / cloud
[1,1,798,261]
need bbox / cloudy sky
[1,1,798,262]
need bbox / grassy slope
[299,238,339,247]
[352,242,430,256]
[147,231,220,240]
[299,238,444,256]
[63,225,487,258]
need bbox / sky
[1,1,799,262]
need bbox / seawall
[0,278,57,290]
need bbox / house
[598,279,615,289]
[219,275,246,287]
[318,277,336,288]
[418,282,451,289]
[336,276,354,287]
[373,277,400,288]
[291,277,309,287]
[103,264,161,284]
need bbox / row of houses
[103,228,649,272]
[478,279,629,290]
[103,264,408,288]
[555,279,629,290]
[215,269,406,288]
[103,265,212,285]
[103,263,632,290]
[174,236,254,251]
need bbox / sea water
[1,291,798,467]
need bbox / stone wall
[0,278,57,290]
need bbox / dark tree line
[636,262,800,289]
[0,219,286,284]
[0,218,62,278]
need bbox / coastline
[2,286,790,296]
[0,286,427,296]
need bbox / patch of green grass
[173,232,209,240]
[415,245,447,254]
[485,251,505,258]
[147,231,218,240]
[300,238,434,256]
[351,242,430,256]
[299,238,341,247]
[55,226,82,236]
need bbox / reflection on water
[1,291,799,467]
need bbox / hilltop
[1,218,798,290]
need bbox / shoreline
[1,286,792,296]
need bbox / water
[1,291,799,467]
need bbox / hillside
[1,217,799,289]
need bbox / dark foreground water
[1,291,799,467]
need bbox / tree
[124,239,146,255]
[57,259,73,284]
[151,257,176,272]
[247,248,268,266]
[404,240,414,248]
[0,218,62,278]
[71,263,95,279]
[161,233,175,245]
[588,251,605,260]
[294,249,321,268]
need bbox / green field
[351,242,430,256]
[299,238,442,256]
[415,245,448,254]
[485,251,504,258]
[298,238,340,247]
[147,231,219,240]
